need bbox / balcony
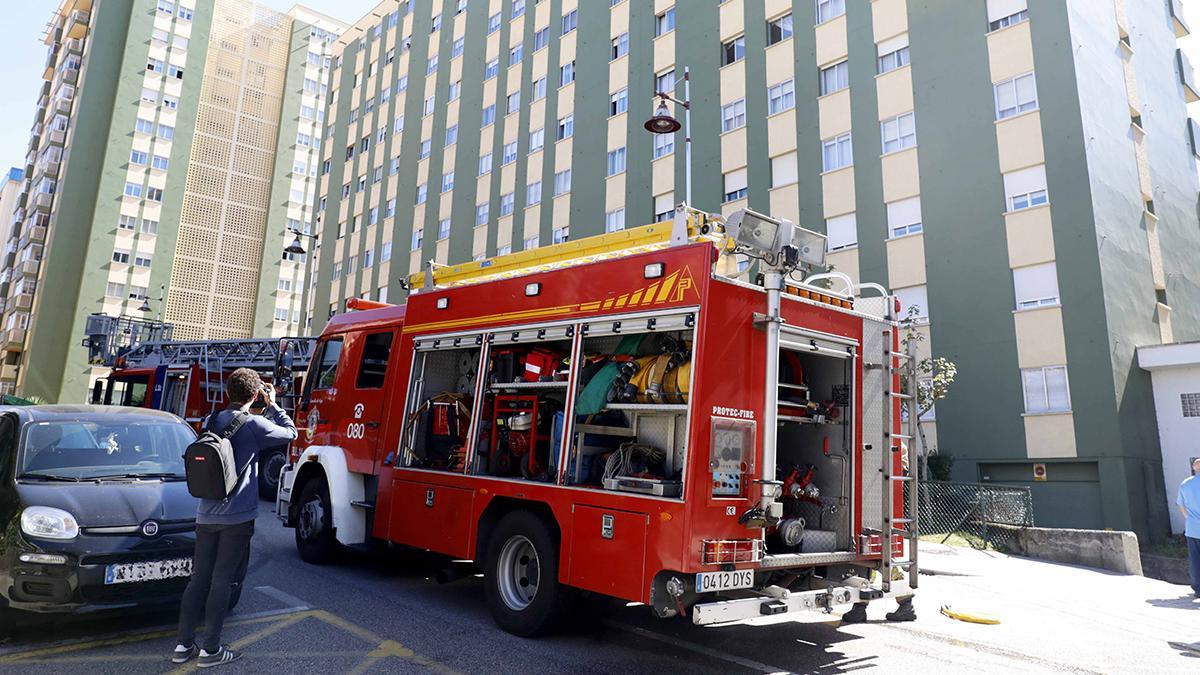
[1171,0,1190,37]
[46,129,65,146]
[2,328,25,350]
[53,98,71,116]
[31,193,52,211]
[1,364,17,382]
[10,208,23,227]
[65,10,89,41]
[21,226,47,248]
[59,66,78,86]
[1179,49,1199,102]
[64,38,83,54]
[14,293,34,311]
[19,259,39,278]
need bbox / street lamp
[284,222,320,335]
[644,65,692,206]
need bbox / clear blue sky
[0,0,378,172]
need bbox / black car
[0,405,202,629]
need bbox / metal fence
[909,481,1034,551]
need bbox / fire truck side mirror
[91,380,104,405]
[275,339,295,387]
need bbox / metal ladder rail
[880,331,919,593]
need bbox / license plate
[696,569,754,593]
[104,558,193,585]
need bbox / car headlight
[20,506,80,540]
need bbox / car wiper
[20,473,82,482]
[89,472,186,481]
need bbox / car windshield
[18,419,194,480]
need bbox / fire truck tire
[295,477,341,564]
[257,449,286,500]
[484,511,569,637]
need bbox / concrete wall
[1140,342,1200,535]
[997,525,1143,575]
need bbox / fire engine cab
[275,206,921,635]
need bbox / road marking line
[168,613,309,675]
[253,585,311,610]
[603,621,792,674]
[306,610,461,675]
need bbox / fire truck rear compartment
[767,344,854,556]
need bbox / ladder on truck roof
[406,206,728,291]
[120,338,315,371]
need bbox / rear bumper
[691,582,911,626]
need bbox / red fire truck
[84,316,315,498]
[275,206,921,635]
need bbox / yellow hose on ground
[940,604,1001,625]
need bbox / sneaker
[197,646,242,668]
[171,644,198,664]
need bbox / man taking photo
[173,368,297,667]
[1179,456,1200,600]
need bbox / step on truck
[275,205,921,635]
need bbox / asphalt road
[0,509,1197,674]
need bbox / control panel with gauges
[709,416,756,497]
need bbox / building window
[553,227,569,244]
[723,169,748,203]
[768,13,793,44]
[532,77,547,101]
[994,72,1038,119]
[479,152,493,175]
[419,139,432,158]
[130,150,148,166]
[562,10,578,34]
[557,114,574,139]
[880,111,917,154]
[500,192,515,215]
[1180,393,1200,417]
[722,99,747,131]
[771,152,798,187]
[152,155,170,170]
[653,132,674,158]
[610,88,629,116]
[534,26,550,51]
[529,128,545,152]
[386,199,396,218]
[510,45,524,66]
[105,282,126,299]
[605,208,625,232]
[167,65,184,79]
[826,212,857,251]
[1013,262,1061,309]
[878,35,910,73]
[887,197,923,237]
[524,235,540,250]
[507,91,521,114]
[767,79,796,114]
[381,241,392,261]
[438,219,451,240]
[654,194,674,222]
[987,0,1029,31]
[411,228,423,249]
[894,285,929,323]
[446,124,459,145]
[816,0,846,24]
[503,141,518,164]
[611,33,629,60]
[112,249,131,264]
[656,69,676,95]
[560,61,575,85]
[655,9,676,37]
[554,169,571,195]
[416,183,428,203]
[721,37,745,66]
[453,37,465,58]
[607,147,627,176]
[482,104,497,126]
[1022,365,1071,413]
[498,245,512,255]
[1003,164,1048,212]
[511,0,525,18]
[123,182,143,198]
[527,180,542,205]
[476,202,489,225]
[134,254,152,268]
[369,207,379,225]
[118,214,137,230]
[431,13,442,32]
[448,81,462,101]
[488,12,501,33]
[135,118,155,134]
[485,59,499,80]
[822,132,853,172]
[819,60,849,96]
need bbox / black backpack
[183,412,250,500]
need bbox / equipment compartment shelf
[489,381,570,391]
[605,403,688,413]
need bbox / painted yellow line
[167,613,308,675]
[307,610,460,675]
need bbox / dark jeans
[1189,536,1200,595]
[177,520,254,653]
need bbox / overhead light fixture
[284,235,306,256]
[725,208,784,256]
[643,100,681,134]
[137,298,152,313]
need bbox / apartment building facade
[0,0,345,401]
[309,0,1200,539]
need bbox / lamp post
[284,222,319,335]
[644,65,692,206]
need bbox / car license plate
[695,569,754,593]
[104,558,193,585]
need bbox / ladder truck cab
[84,321,316,498]
[276,206,921,635]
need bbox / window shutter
[724,168,748,193]
[825,213,857,250]
[1002,164,1047,199]
[1022,368,1046,412]
[654,193,674,214]
[1012,262,1059,306]
[886,197,922,229]
[986,0,1027,23]
[771,152,798,187]
[877,33,908,56]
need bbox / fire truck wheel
[257,450,286,500]
[295,477,340,564]
[484,511,568,637]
